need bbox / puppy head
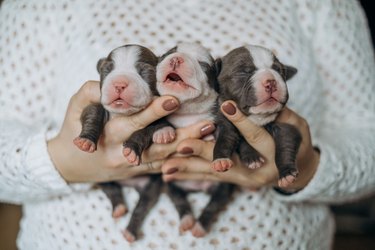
[97,44,158,115]
[217,45,297,124]
[156,42,218,103]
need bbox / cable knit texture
[1,0,374,249]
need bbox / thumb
[220,100,275,155]
[125,95,179,130]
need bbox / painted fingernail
[162,99,179,111]
[179,147,193,155]
[166,167,179,175]
[222,102,236,115]
[200,124,215,137]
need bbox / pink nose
[170,56,184,70]
[263,79,277,93]
[114,82,128,94]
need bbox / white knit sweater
[1,0,375,249]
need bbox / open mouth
[164,72,196,89]
[167,73,183,82]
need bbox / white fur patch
[177,42,213,65]
[245,45,274,69]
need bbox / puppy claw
[179,214,195,233]
[112,204,128,218]
[153,126,176,144]
[247,159,264,169]
[278,170,299,188]
[123,147,140,166]
[212,158,233,172]
[73,137,96,152]
[191,222,207,238]
[122,229,136,243]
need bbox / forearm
[0,122,80,204]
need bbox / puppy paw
[73,137,96,152]
[278,168,299,188]
[112,204,128,219]
[153,126,176,144]
[191,222,207,238]
[247,157,265,169]
[179,214,195,233]
[212,158,233,172]
[123,147,140,166]
[122,229,136,243]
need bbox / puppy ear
[96,58,107,73]
[285,65,297,80]
[214,58,222,77]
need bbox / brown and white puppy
[156,42,235,238]
[213,44,301,188]
[73,44,166,242]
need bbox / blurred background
[0,0,374,249]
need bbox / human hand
[162,101,319,192]
[47,81,215,183]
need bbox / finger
[163,171,220,183]
[221,101,272,144]
[162,157,213,175]
[176,138,214,160]
[142,121,215,161]
[70,81,101,109]
[221,101,275,155]
[161,157,220,182]
[125,96,180,130]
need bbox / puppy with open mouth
[213,44,302,188]
[128,42,233,238]
[156,42,235,238]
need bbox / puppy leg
[238,138,264,169]
[123,118,173,165]
[98,182,127,218]
[73,104,107,152]
[123,175,163,242]
[166,183,195,233]
[266,122,302,188]
[192,183,235,238]
[212,120,240,172]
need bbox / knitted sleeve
[0,2,83,203]
[276,0,375,203]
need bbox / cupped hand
[47,81,215,183]
[162,101,319,192]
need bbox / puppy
[212,44,301,188]
[155,42,235,238]
[73,44,166,242]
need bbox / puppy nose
[170,56,184,70]
[263,79,277,93]
[114,82,128,93]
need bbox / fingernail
[162,99,179,111]
[166,167,178,175]
[179,147,193,155]
[200,124,215,137]
[222,102,236,116]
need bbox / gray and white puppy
[107,43,235,238]
[212,44,301,188]
[74,44,166,242]
[155,42,235,238]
